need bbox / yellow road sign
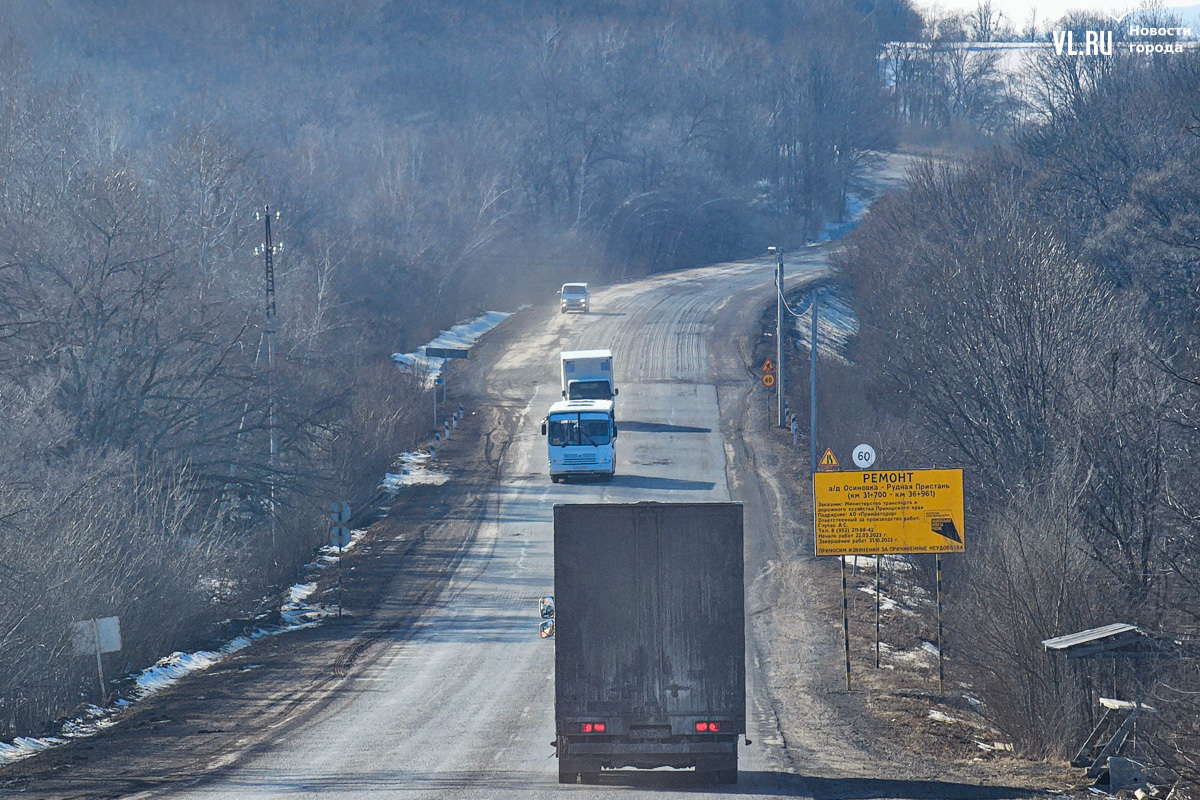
[761,373,776,388]
[818,448,839,470]
[761,358,775,372]
[813,469,965,555]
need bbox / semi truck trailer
[552,502,745,784]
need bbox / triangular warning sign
[818,448,839,470]
[761,358,776,372]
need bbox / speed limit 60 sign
[852,444,876,469]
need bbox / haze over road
[160,248,833,799]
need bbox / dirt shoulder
[0,311,538,800]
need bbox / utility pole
[810,288,819,474]
[771,247,786,427]
[256,206,282,541]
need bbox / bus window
[579,415,612,445]
[548,418,577,446]
[548,413,612,446]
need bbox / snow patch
[857,585,899,611]
[816,192,868,242]
[839,555,914,573]
[0,736,66,764]
[392,310,512,387]
[793,288,858,364]
[891,643,937,670]
[135,650,222,697]
[381,450,449,491]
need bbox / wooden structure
[1043,623,1178,783]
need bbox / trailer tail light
[696,721,721,732]
[580,722,606,733]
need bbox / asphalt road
[160,248,833,799]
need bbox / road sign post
[72,616,121,704]
[760,359,777,426]
[875,554,882,669]
[329,502,352,617]
[844,556,854,695]
[813,469,965,692]
[809,289,819,472]
[936,554,946,693]
[433,375,445,432]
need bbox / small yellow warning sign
[762,373,776,388]
[761,358,776,372]
[818,448,839,470]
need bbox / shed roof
[1043,624,1171,660]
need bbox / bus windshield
[547,413,612,446]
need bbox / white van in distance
[560,283,590,313]
[541,399,617,482]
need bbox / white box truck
[560,350,617,401]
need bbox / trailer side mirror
[540,620,555,638]
[612,423,618,439]
[541,421,548,435]
[613,387,618,396]
[540,596,555,618]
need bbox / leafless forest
[837,20,1200,784]
[0,0,916,740]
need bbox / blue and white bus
[541,399,617,482]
